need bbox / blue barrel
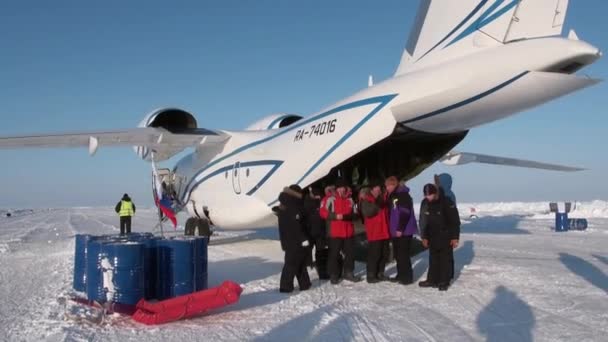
[568,218,588,230]
[156,238,195,299]
[555,213,569,232]
[123,232,158,299]
[85,238,109,302]
[73,234,91,292]
[139,236,160,299]
[102,242,145,305]
[193,237,209,291]
[85,235,124,302]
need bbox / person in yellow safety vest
[115,193,136,235]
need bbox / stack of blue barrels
[156,237,209,300]
[73,233,209,305]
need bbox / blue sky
[0,0,607,208]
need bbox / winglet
[568,29,579,41]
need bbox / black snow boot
[343,272,362,283]
[366,275,380,284]
[418,280,436,288]
[376,273,389,282]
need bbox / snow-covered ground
[0,202,607,341]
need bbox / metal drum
[102,242,145,305]
[73,234,91,292]
[555,213,569,232]
[85,238,111,302]
[193,237,209,291]
[568,218,588,231]
[138,236,160,299]
[156,238,195,299]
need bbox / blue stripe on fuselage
[401,71,529,125]
[182,94,398,204]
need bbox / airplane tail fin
[396,0,570,76]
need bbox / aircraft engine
[245,113,302,130]
[134,108,198,161]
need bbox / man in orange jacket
[321,178,361,284]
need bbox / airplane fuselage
[173,37,600,229]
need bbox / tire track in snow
[69,211,119,235]
[0,209,83,341]
[0,210,59,244]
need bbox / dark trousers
[328,237,355,279]
[280,247,311,292]
[185,218,211,237]
[313,237,330,279]
[449,248,455,280]
[119,216,131,235]
[367,240,389,279]
[428,246,452,285]
[392,236,413,282]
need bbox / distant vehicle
[0,0,601,230]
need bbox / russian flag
[151,155,177,229]
[155,194,177,228]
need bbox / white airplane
[0,0,602,230]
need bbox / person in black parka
[418,184,460,291]
[276,185,312,293]
[303,186,330,280]
[435,173,459,280]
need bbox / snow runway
[0,204,606,341]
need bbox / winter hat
[423,183,438,196]
[288,184,303,194]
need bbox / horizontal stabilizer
[440,151,585,172]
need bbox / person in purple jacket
[385,176,418,285]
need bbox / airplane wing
[440,151,584,172]
[0,127,230,161]
[396,0,570,75]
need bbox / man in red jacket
[360,182,390,283]
[322,178,360,284]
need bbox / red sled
[132,281,243,325]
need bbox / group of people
[273,174,461,293]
